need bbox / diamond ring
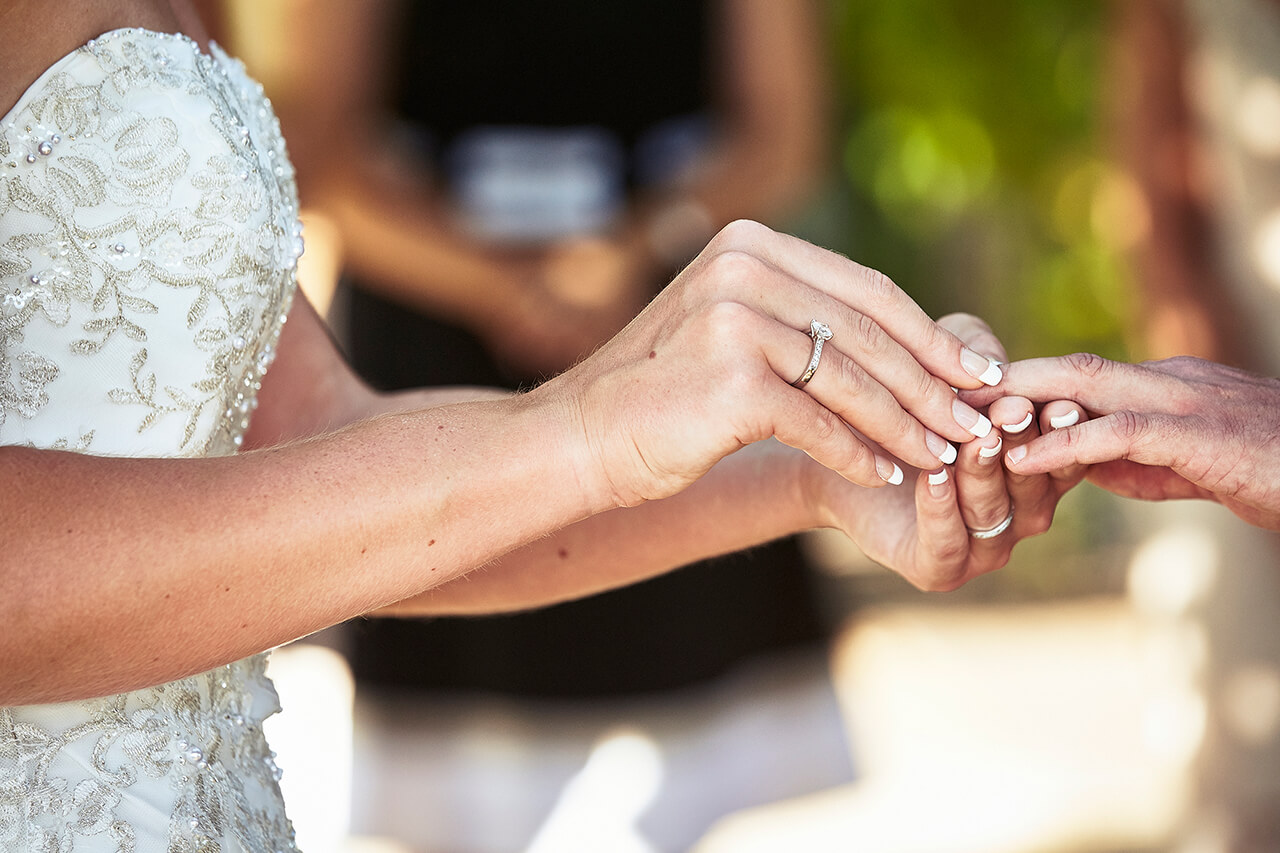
[792,320,833,388]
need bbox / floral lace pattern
[1,29,301,852]
[0,28,299,457]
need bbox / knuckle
[829,350,871,397]
[700,298,757,339]
[1161,354,1202,372]
[856,266,903,311]
[711,219,771,251]
[699,249,767,298]
[1064,351,1113,381]
[847,310,888,354]
[1108,409,1146,442]
[809,406,852,454]
[968,500,1009,528]
[911,369,945,408]
[916,316,955,358]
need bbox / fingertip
[927,467,949,490]
[1049,409,1080,430]
[961,347,1003,386]
[1005,444,1028,467]
[1002,411,1034,434]
[952,398,994,438]
[877,457,904,486]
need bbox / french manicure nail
[878,458,904,486]
[1049,410,1080,429]
[924,431,957,465]
[978,436,1003,459]
[1002,412,1034,434]
[1006,445,1028,466]
[928,469,949,486]
[960,348,1003,386]
[953,398,992,438]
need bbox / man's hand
[978,354,1280,530]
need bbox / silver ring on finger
[967,506,1014,540]
[792,320,833,388]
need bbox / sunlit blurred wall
[1165,1,1280,848]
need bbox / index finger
[965,354,1182,413]
[714,222,1005,390]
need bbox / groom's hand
[977,353,1280,530]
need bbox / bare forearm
[381,440,813,616]
[1,391,590,705]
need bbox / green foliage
[826,0,1133,361]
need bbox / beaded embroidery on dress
[0,29,301,852]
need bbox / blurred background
[207,0,1280,850]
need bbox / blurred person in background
[220,0,842,701]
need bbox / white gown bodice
[0,29,301,852]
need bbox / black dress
[345,0,828,697]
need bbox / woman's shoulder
[5,30,214,129]
[0,0,197,119]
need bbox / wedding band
[967,506,1014,540]
[792,320,833,388]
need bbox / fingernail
[878,458,904,486]
[978,436,1003,460]
[960,348,1003,386]
[928,468,949,496]
[1049,410,1080,430]
[1006,445,1028,466]
[925,431,957,465]
[953,398,993,438]
[1002,411,1034,434]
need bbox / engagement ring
[792,320,833,388]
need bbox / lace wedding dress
[0,30,302,851]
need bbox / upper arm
[242,291,376,449]
[244,291,515,450]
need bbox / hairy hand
[975,353,1280,530]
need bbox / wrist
[748,439,826,534]
[524,369,622,519]
[796,449,837,531]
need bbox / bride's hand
[548,221,1005,512]
[803,314,1088,590]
